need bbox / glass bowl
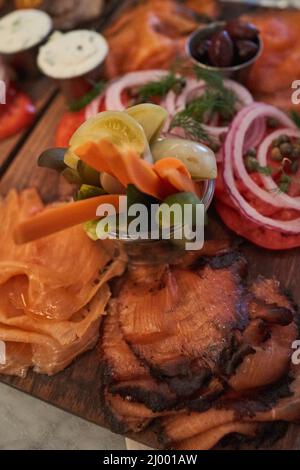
[109,179,215,265]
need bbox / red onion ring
[84,95,103,120]
[223,103,300,233]
[257,128,300,207]
[243,117,266,152]
[105,70,169,111]
[172,79,253,138]
[232,104,297,210]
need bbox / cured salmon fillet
[0,189,126,376]
[244,11,300,110]
[118,252,248,396]
[104,0,201,78]
[100,247,300,448]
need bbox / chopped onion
[223,103,300,234]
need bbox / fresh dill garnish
[257,165,273,176]
[291,110,300,128]
[170,113,212,143]
[69,80,106,112]
[138,73,186,102]
[169,67,236,143]
[194,66,224,89]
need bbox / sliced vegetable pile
[16,104,217,244]
[52,67,300,250]
[55,67,253,151]
[216,103,300,250]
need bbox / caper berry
[245,156,259,172]
[280,142,293,156]
[277,134,290,145]
[291,161,299,174]
[291,145,300,159]
[246,147,257,157]
[271,147,282,161]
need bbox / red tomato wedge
[55,110,86,148]
[55,96,106,147]
[215,165,300,250]
[216,200,300,250]
[0,88,35,140]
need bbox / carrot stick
[154,159,200,196]
[154,158,191,178]
[14,194,120,245]
[75,141,113,174]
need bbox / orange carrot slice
[154,158,200,196]
[154,158,191,178]
[75,141,113,174]
[14,194,120,245]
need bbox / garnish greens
[170,68,236,145]
[138,73,186,102]
[69,80,106,112]
[291,110,300,128]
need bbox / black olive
[193,39,212,61]
[208,30,234,67]
[280,142,293,156]
[236,39,259,61]
[226,20,259,40]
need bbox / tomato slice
[216,200,300,250]
[55,96,106,147]
[0,89,35,140]
[55,109,86,147]
[215,163,300,250]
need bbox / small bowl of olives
[186,19,263,78]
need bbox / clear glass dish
[110,179,215,265]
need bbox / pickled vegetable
[151,137,217,180]
[76,184,106,201]
[126,103,168,143]
[100,172,126,194]
[38,148,67,172]
[77,160,100,186]
[156,192,203,228]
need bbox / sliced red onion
[257,128,300,206]
[232,103,298,210]
[171,79,253,138]
[105,70,169,111]
[84,95,103,120]
[243,117,266,152]
[223,103,300,234]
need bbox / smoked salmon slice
[0,189,126,376]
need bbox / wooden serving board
[0,2,300,451]
[0,88,299,450]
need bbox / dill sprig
[138,73,186,102]
[291,110,300,128]
[169,68,236,144]
[69,80,106,112]
[170,113,211,143]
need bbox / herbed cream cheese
[0,9,52,54]
[38,30,109,79]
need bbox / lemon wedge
[126,104,168,143]
[65,111,151,169]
